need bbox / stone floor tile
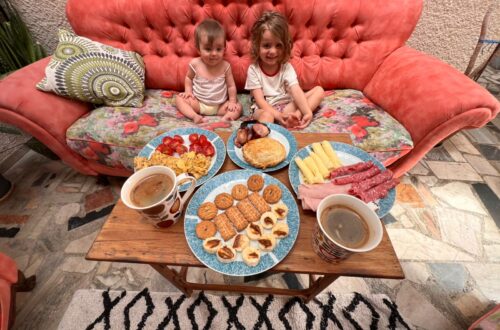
[423,145,454,162]
[417,175,439,187]
[484,244,500,262]
[396,183,424,208]
[427,161,482,181]
[452,289,491,321]
[476,144,500,161]
[449,133,481,155]
[428,263,468,293]
[64,230,100,254]
[435,208,483,257]
[492,161,500,174]
[55,203,81,225]
[84,187,116,212]
[398,214,415,229]
[414,179,439,207]
[464,127,499,145]
[61,256,97,274]
[408,160,430,175]
[443,140,466,162]
[387,229,475,262]
[407,208,441,240]
[463,154,499,176]
[389,203,406,218]
[483,216,500,243]
[401,262,430,284]
[0,214,29,224]
[396,282,459,330]
[483,175,500,198]
[431,182,487,215]
[465,263,500,301]
[472,183,500,227]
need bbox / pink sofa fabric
[364,46,500,176]
[0,253,17,330]
[0,0,498,178]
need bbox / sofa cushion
[66,89,413,170]
[37,29,145,107]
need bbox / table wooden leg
[303,274,339,303]
[150,264,193,297]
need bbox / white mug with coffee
[121,166,197,228]
[313,194,383,262]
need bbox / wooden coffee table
[86,132,404,302]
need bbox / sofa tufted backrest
[66,0,422,92]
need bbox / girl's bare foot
[193,115,208,124]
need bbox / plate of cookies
[134,127,226,192]
[184,169,300,276]
[227,122,297,172]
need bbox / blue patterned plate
[136,127,226,192]
[227,123,297,172]
[184,169,300,276]
[288,142,395,217]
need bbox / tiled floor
[0,69,499,329]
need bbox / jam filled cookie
[271,203,288,219]
[247,174,264,192]
[231,184,248,200]
[232,233,250,252]
[215,193,234,210]
[260,211,277,229]
[272,222,289,239]
[197,202,218,221]
[203,237,223,254]
[196,221,217,239]
[246,222,263,240]
[258,234,277,252]
[263,185,282,204]
[216,245,237,263]
[242,247,261,267]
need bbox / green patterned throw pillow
[37,29,145,107]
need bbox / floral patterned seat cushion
[66,89,413,171]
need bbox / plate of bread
[184,169,299,276]
[288,141,396,217]
[227,122,297,172]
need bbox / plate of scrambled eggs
[134,127,226,192]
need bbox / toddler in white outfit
[175,19,242,124]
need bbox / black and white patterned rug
[58,288,413,329]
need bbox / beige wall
[12,0,500,72]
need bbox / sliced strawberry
[188,133,199,143]
[198,134,208,146]
[162,136,173,145]
[204,144,215,157]
[173,135,184,143]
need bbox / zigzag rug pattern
[58,289,413,329]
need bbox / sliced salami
[353,178,399,203]
[329,161,374,179]
[349,169,393,195]
[332,166,380,185]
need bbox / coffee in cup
[121,166,197,228]
[313,194,382,261]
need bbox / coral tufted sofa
[0,0,498,178]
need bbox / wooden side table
[87,132,404,302]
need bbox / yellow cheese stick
[310,151,330,178]
[304,156,324,183]
[321,140,342,169]
[295,157,315,184]
[312,143,334,170]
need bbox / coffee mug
[313,194,383,262]
[121,166,197,228]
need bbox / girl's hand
[275,113,289,127]
[295,112,313,129]
[179,92,194,99]
[227,101,238,112]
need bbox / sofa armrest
[364,46,499,144]
[363,46,499,176]
[0,57,92,146]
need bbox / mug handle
[176,173,197,205]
